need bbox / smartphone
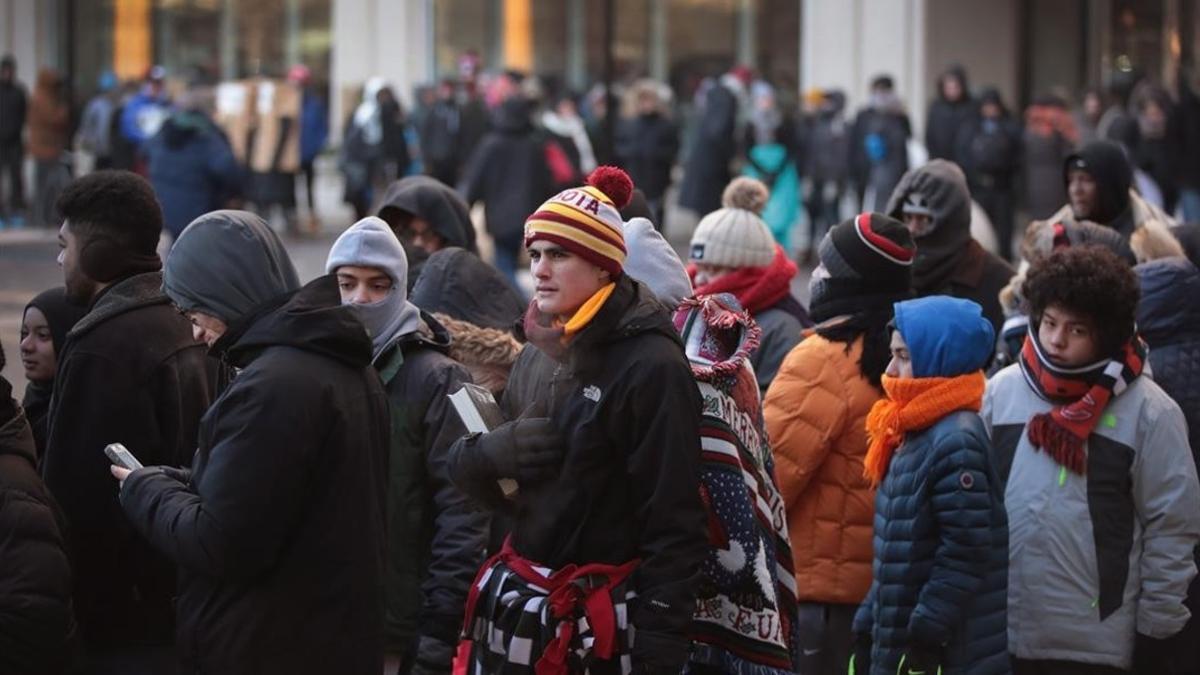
[104,443,144,471]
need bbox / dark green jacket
[377,313,488,668]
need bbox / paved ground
[0,165,813,399]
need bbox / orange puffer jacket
[763,333,879,605]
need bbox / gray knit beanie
[688,177,776,268]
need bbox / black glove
[1133,632,1175,674]
[850,632,871,675]
[159,465,192,485]
[898,642,942,675]
[410,635,456,675]
[473,417,564,484]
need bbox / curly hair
[1022,245,1140,356]
[56,170,162,255]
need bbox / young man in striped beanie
[447,167,708,675]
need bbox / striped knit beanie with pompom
[523,166,634,278]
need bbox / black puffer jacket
[459,97,554,246]
[615,112,680,200]
[119,277,390,675]
[41,271,217,650]
[0,390,74,675]
[448,276,708,671]
[1136,257,1200,460]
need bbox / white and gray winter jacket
[982,364,1200,670]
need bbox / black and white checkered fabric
[459,556,637,675]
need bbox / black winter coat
[119,277,390,675]
[615,113,680,200]
[41,271,216,649]
[459,98,553,247]
[853,411,1009,675]
[448,277,709,671]
[679,83,739,214]
[0,80,26,146]
[925,97,977,163]
[376,314,488,661]
[0,402,74,675]
[1137,257,1200,461]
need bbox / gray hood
[164,210,300,323]
[886,159,974,287]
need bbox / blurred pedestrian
[295,66,329,232]
[142,85,241,243]
[885,159,1014,335]
[77,71,120,170]
[615,80,679,229]
[116,210,388,675]
[118,66,172,162]
[956,88,1022,259]
[1022,94,1078,219]
[43,171,217,673]
[688,177,810,394]
[850,75,911,212]
[542,91,596,176]
[765,213,916,675]
[925,65,976,162]
[801,89,851,262]
[984,246,1200,674]
[419,78,462,186]
[1173,68,1200,222]
[1133,86,1178,214]
[326,217,487,675]
[0,55,27,228]
[853,296,1007,675]
[743,82,801,250]
[459,95,554,288]
[342,78,391,219]
[0,340,75,675]
[19,287,86,456]
[679,66,752,216]
[28,68,70,228]
[1076,87,1106,146]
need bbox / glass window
[667,0,737,97]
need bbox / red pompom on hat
[524,167,636,278]
[586,166,633,210]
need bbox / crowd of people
[3,53,1200,675]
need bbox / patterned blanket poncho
[673,294,799,675]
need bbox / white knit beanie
[688,177,776,268]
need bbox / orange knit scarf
[864,372,987,486]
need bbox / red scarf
[1018,333,1147,474]
[689,245,797,315]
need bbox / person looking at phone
[446,167,708,675]
[325,216,487,675]
[109,210,391,675]
[42,170,215,674]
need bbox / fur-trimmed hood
[432,312,522,396]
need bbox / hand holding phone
[104,443,144,471]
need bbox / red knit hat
[523,167,633,278]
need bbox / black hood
[0,405,36,467]
[937,65,971,103]
[377,176,478,253]
[1064,141,1133,226]
[160,111,211,149]
[1136,257,1200,346]
[215,275,373,369]
[886,159,973,286]
[409,247,524,332]
[491,96,534,134]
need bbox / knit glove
[849,633,871,675]
[473,417,564,484]
[897,643,942,675]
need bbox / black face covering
[1064,141,1133,226]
